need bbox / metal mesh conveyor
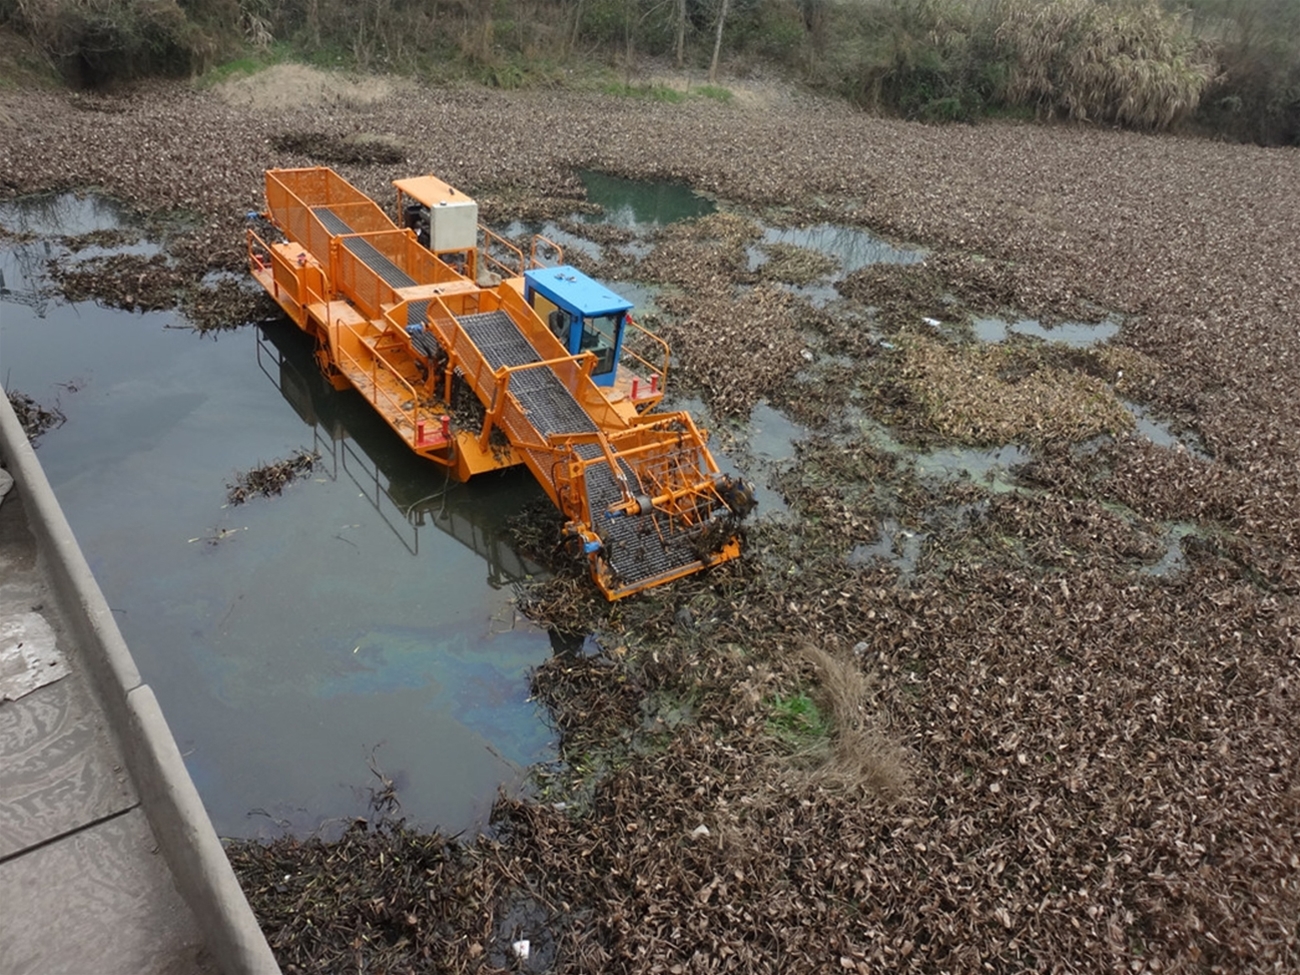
[456,310,716,587]
[579,442,714,586]
[456,311,595,436]
[314,207,417,290]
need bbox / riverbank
[2,69,1297,971]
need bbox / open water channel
[1,194,557,837]
[0,174,1198,838]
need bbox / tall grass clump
[795,644,909,796]
[806,0,1000,121]
[994,0,1215,129]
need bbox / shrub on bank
[1,0,1296,143]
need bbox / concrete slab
[0,673,136,858]
[0,807,214,975]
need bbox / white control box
[428,197,478,252]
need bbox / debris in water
[7,390,66,445]
[226,450,319,505]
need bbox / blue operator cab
[523,265,633,388]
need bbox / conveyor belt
[583,443,714,586]
[314,207,417,290]
[314,206,428,326]
[457,311,595,436]
[457,310,711,586]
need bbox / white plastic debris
[800,348,814,362]
[1,612,68,702]
[512,939,531,961]
[922,316,942,327]
[690,824,711,838]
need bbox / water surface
[1,199,557,838]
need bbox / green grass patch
[693,84,733,103]
[194,42,296,87]
[766,692,830,749]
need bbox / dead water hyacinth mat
[225,818,492,974]
[4,79,1299,972]
[226,449,319,505]
[49,252,187,311]
[754,242,839,286]
[658,283,814,417]
[882,332,1136,445]
[44,237,276,330]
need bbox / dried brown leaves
[658,283,812,417]
[891,332,1135,446]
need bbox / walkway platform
[0,389,279,975]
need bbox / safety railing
[621,314,671,403]
[478,226,525,282]
[266,168,401,271]
[247,230,296,308]
[266,176,335,269]
[529,234,564,269]
[332,323,452,465]
[492,388,569,506]
[424,301,501,403]
[267,167,333,205]
[335,241,384,320]
[323,200,393,236]
[403,238,471,288]
[494,286,628,433]
[268,168,391,228]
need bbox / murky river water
[1,195,555,838]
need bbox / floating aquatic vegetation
[226,450,319,505]
[6,390,65,445]
[754,242,840,286]
[181,277,279,333]
[657,284,820,417]
[48,251,187,310]
[270,130,407,166]
[880,331,1136,446]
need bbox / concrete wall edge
[0,386,281,975]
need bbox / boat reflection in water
[256,320,548,587]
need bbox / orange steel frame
[249,167,744,599]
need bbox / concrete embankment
[0,387,279,975]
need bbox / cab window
[579,313,620,375]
